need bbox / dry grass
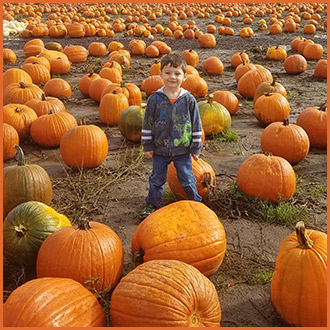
[51,145,144,224]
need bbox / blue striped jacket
[141,87,203,157]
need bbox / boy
[140,53,203,220]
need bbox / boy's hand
[144,151,154,159]
[191,154,199,161]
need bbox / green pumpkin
[3,145,53,219]
[44,42,63,51]
[197,94,231,136]
[3,201,71,267]
[118,103,146,142]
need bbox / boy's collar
[157,87,189,98]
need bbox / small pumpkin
[4,81,43,105]
[3,48,17,64]
[99,91,129,126]
[302,43,323,60]
[271,221,327,326]
[3,201,70,266]
[36,219,124,292]
[131,201,226,277]
[284,54,307,74]
[3,68,33,91]
[3,145,53,218]
[79,72,101,97]
[266,46,287,61]
[88,42,107,56]
[198,33,216,48]
[167,158,216,200]
[49,56,71,75]
[254,92,290,126]
[202,56,224,75]
[43,78,72,98]
[234,60,256,82]
[181,49,199,67]
[3,103,38,141]
[21,61,51,85]
[30,111,78,148]
[25,93,66,117]
[118,103,146,142]
[63,45,88,63]
[180,74,208,98]
[296,104,327,148]
[89,77,113,103]
[3,277,104,327]
[212,90,239,115]
[44,41,63,51]
[314,59,327,79]
[60,124,108,169]
[238,66,273,99]
[231,51,250,68]
[197,94,231,136]
[253,77,287,103]
[260,118,310,163]
[236,153,296,203]
[3,123,19,161]
[110,259,222,327]
[140,75,164,96]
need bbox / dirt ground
[3,7,327,327]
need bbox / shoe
[139,203,157,220]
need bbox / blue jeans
[146,153,202,208]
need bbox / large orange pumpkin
[167,158,216,200]
[110,260,222,327]
[36,219,124,291]
[60,125,108,168]
[271,221,327,326]
[4,277,104,327]
[261,119,310,164]
[237,153,296,203]
[131,200,226,277]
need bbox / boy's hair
[160,53,187,73]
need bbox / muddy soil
[3,7,327,327]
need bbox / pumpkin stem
[208,94,214,105]
[133,248,144,264]
[283,118,289,126]
[19,81,27,88]
[41,93,46,101]
[296,221,314,249]
[271,77,277,86]
[88,72,94,77]
[78,219,91,230]
[14,224,28,237]
[319,104,327,111]
[202,172,215,195]
[264,92,272,97]
[14,145,26,166]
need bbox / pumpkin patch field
[3,2,327,327]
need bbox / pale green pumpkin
[197,94,231,136]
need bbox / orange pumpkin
[271,222,327,326]
[131,200,226,277]
[202,56,224,75]
[110,259,221,327]
[3,123,19,161]
[237,153,296,203]
[3,278,104,327]
[36,219,124,291]
[167,158,216,200]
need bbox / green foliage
[212,129,240,143]
[250,270,273,284]
[244,99,254,107]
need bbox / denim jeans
[146,153,202,208]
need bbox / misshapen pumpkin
[3,277,104,327]
[237,153,296,203]
[271,222,327,326]
[37,219,124,292]
[167,158,215,200]
[131,200,226,277]
[110,260,222,327]
[3,201,71,267]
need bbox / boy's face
[160,64,187,90]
